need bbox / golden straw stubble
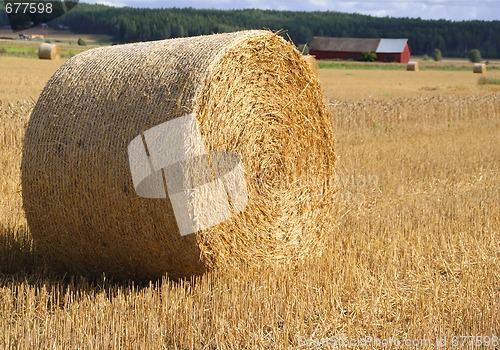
[21,30,336,280]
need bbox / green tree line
[1,3,499,58]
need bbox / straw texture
[38,43,60,60]
[21,30,336,280]
[303,55,319,77]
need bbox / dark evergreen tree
[433,48,443,61]
[468,49,482,62]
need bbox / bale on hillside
[303,54,319,78]
[21,30,336,280]
[406,61,419,71]
[473,63,486,74]
[38,43,60,60]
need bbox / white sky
[81,0,500,21]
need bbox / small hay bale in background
[406,61,419,71]
[303,54,319,78]
[38,43,60,60]
[21,30,336,280]
[473,63,486,74]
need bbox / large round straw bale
[21,30,336,280]
[38,43,60,60]
[303,54,319,78]
[406,61,419,71]
[473,63,486,74]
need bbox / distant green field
[318,59,500,71]
[318,61,405,70]
[0,42,38,58]
[0,28,112,59]
[1,37,499,72]
[0,42,78,59]
[0,39,106,59]
[478,76,500,85]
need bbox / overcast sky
[81,0,500,21]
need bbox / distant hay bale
[21,30,336,280]
[473,63,486,74]
[303,54,319,77]
[406,61,419,71]
[38,43,60,60]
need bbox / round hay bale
[473,63,486,74]
[21,30,336,280]
[406,61,419,71]
[303,54,319,78]
[38,43,60,60]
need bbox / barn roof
[376,39,408,53]
[309,37,380,53]
[309,37,408,53]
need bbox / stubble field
[1,56,499,349]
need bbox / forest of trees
[1,3,499,58]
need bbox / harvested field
[321,69,500,100]
[0,57,62,101]
[1,55,499,348]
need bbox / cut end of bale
[22,30,336,280]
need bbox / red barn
[309,37,411,63]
